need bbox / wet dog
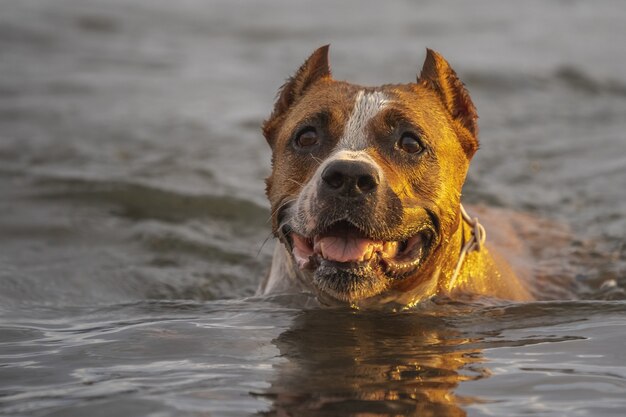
[258,45,533,308]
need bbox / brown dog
[258,45,533,308]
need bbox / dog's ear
[419,49,479,157]
[263,45,331,145]
[275,44,331,114]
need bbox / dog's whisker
[310,155,324,166]
[256,231,276,258]
[273,198,296,217]
[266,198,297,224]
[287,178,305,187]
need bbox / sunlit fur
[259,45,533,307]
[339,90,389,151]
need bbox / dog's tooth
[318,240,326,258]
[313,239,322,254]
[382,241,399,258]
[363,244,374,261]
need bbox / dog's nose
[321,160,380,197]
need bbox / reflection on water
[261,308,481,416]
[258,300,593,417]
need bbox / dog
[258,45,534,308]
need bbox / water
[1,0,625,415]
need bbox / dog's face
[263,46,478,304]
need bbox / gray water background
[1,0,625,415]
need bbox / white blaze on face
[322,89,389,186]
[292,90,390,237]
[310,89,390,187]
[339,90,389,151]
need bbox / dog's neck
[388,207,471,305]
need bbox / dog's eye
[294,127,319,148]
[398,132,424,154]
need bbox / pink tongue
[315,236,376,263]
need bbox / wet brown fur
[261,45,533,306]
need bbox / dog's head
[263,45,478,304]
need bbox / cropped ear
[263,45,331,144]
[419,49,479,157]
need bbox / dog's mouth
[284,220,434,302]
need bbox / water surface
[1,0,625,415]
